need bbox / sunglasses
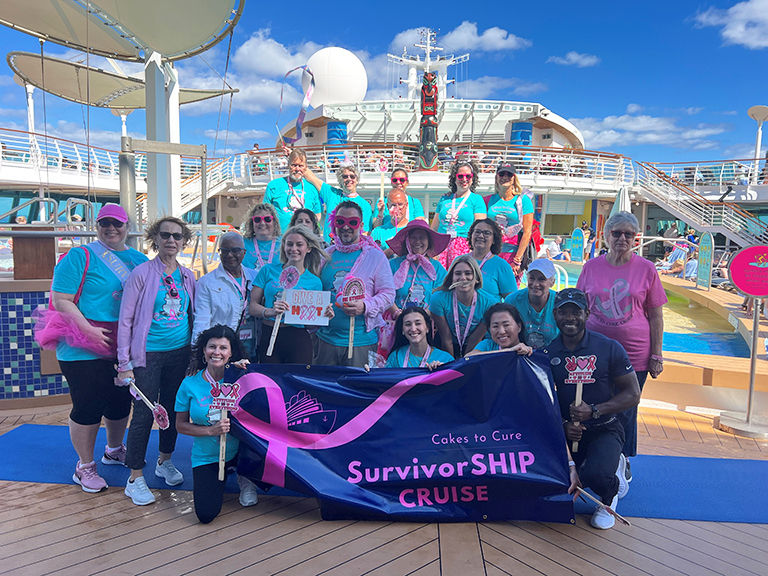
[456,174,473,181]
[252,215,273,224]
[341,173,357,180]
[219,247,246,256]
[335,216,362,229]
[97,218,124,228]
[391,177,408,184]
[610,231,635,239]
[163,274,180,298]
[159,231,183,241]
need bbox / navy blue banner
[229,352,575,523]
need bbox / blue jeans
[125,346,190,471]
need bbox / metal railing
[636,162,768,247]
[647,158,765,191]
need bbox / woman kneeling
[175,325,259,523]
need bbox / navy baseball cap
[496,162,516,175]
[554,288,588,310]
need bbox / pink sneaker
[73,461,108,493]
[101,444,126,466]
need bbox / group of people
[51,154,666,530]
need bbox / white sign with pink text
[283,289,332,326]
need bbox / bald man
[371,189,410,255]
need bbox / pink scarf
[326,233,381,276]
[393,237,437,289]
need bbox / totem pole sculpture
[418,71,438,171]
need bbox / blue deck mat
[1,424,766,523]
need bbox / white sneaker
[616,453,629,499]
[125,476,156,506]
[590,494,618,530]
[237,475,259,507]
[155,459,184,486]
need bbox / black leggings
[192,458,236,524]
[259,323,313,364]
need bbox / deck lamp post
[747,105,768,185]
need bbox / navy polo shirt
[545,330,634,428]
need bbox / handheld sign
[209,375,241,481]
[128,382,170,430]
[266,266,301,357]
[341,276,366,359]
[378,157,389,202]
[283,289,332,326]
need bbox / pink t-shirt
[576,254,667,371]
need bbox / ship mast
[387,28,469,100]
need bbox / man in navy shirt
[547,288,640,529]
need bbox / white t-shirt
[546,240,561,258]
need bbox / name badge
[238,328,253,341]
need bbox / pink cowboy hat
[388,219,451,258]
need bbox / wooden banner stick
[218,408,228,481]
[575,487,631,526]
[572,380,584,453]
[348,316,355,359]
[266,313,282,357]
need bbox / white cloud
[232,29,322,77]
[683,106,703,115]
[453,77,546,99]
[695,0,768,49]
[391,22,530,54]
[48,120,142,150]
[570,113,726,150]
[626,103,643,114]
[546,51,600,68]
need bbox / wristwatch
[590,403,601,420]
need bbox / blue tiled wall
[0,291,67,399]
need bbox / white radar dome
[302,47,367,108]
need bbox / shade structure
[8,52,236,109]
[0,0,243,62]
[610,185,632,217]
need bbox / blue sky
[0,0,766,163]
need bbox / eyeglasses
[97,218,124,228]
[472,229,494,237]
[391,177,408,184]
[219,247,246,256]
[335,216,362,229]
[252,215,273,224]
[289,163,305,169]
[341,173,357,180]
[456,174,473,181]
[163,274,180,298]
[610,230,635,239]
[158,231,183,241]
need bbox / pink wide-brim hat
[388,219,451,258]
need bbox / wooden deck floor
[0,403,766,576]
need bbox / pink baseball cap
[96,203,129,223]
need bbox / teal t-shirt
[435,193,487,236]
[318,249,377,347]
[263,177,322,233]
[389,256,447,310]
[242,237,281,272]
[318,183,373,243]
[385,345,454,368]
[477,255,517,302]
[371,221,407,251]
[255,263,323,328]
[505,288,559,349]
[146,268,192,352]
[474,339,500,352]
[375,194,425,226]
[429,289,495,345]
[175,371,240,468]
[52,244,148,362]
[485,193,534,253]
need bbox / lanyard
[452,291,477,350]
[286,178,305,208]
[477,252,493,270]
[223,267,249,315]
[448,193,471,224]
[252,238,277,269]
[403,345,431,368]
[404,260,423,302]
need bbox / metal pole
[753,121,763,185]
[200,153,208,275]
[746,297,759,424]
[119,145,138,249]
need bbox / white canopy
[9,52,236,108]
[0,0,243,61]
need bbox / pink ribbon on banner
[278,65,315,145]
[233,369,463,486]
